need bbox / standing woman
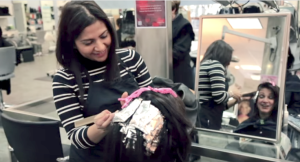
[198,40,240,130]
[52,1,152,162]
[171,0,195,89]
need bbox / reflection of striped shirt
[198,59,229,104]
[52,49,152,149]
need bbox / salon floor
[0,53,226,162]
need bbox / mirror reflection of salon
[196,16,288,140]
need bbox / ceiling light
[227,18,262,29]
[267,64,272,68]
[235,66,240,69]
[251,75,261,80]
[241,65,261,71]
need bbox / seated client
[234,82,279,138]
[105,87,192,162]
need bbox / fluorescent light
[240,65,261,71]
[227,18,262,29]
[251,75,261,80]
[235,66,240,69]
[267,64,272,68]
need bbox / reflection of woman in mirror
[235,82,279,138]
[198,40,241,130]
[237,100,251,123]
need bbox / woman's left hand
[120,92,128,106]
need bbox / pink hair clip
[269,81,276,86]
[118,86,178,108]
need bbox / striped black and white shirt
[52,49,152,149]
[198,59,229,105]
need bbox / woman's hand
[94,92,128,130]
[120,91,128,106]
[230,91,242,102]
[94,110,114,130]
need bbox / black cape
[234,117,277,139]
[172,14,195,89]
[285,71,300,114]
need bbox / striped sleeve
[121,49,153,87]
[52,70,96,149]
[207,61,230,104]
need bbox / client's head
[105,87,192,162]
[253,82,279,121]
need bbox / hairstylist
[52,2,152,162]
[198,40,241,130]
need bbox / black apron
[69,59,140,162]
[199,99,225,130]
[199,81,229,130]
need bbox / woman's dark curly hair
[105,91,192,162]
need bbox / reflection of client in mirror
[237,100,251,123]
[198,40,241,130]
[235,82,279,138]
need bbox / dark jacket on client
[172,14,195,90]
[234,117,277,139]
[285,70,300,115]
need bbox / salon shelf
[0,16,14,19]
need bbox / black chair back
[1,113,64,162]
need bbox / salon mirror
[194,13,291,142]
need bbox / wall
[0,1,15,29]
[27,0,40,9]
[41,0,55,31]
[135,1,173,79]
[261,16,287,86]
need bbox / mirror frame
[194,13,291,143]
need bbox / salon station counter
[288,115,300,149]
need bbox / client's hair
[105,91,192,162]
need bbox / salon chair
[0,46,16,110]
[1,113,70,162]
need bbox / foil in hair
[143,113,164,155]
[129,103,160,134]
[113,98,142,123]
[112,99,165,156]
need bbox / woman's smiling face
[256,88,275,116]
[75,20,111,62]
